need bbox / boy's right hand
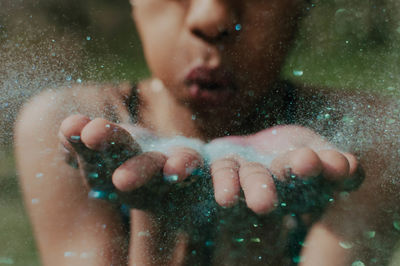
[58,114,204,211]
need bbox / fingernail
[163,174,179,183]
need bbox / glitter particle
[164,174,179,183]
[0,257,14,264]
[293,256,303,263]
[88,172,99,179]
[35,173,43,178]
[70,135,80,141]
[363,231,376,239]
[234,238,245,243]
[138,231,151,237]
[339,241,353,249]
[393,220,400,231]
[64,251,77,257]
[352,260,365,266]
[31,198,39,204]
[235,24,242,31]
[293,70,303,77]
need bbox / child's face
[133,0,305,112]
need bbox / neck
[137,79,289,141]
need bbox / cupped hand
[58,114,204,212]
[209,125,363,215]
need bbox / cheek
[233,4,298,76]
[134,1,186,82]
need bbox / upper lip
[184,66,233,90]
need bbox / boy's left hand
[210,125,363,215]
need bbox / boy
[15,0,399,265]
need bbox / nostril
[192,27,230,44]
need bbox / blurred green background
[1,0,400,265]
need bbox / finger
[211,157,240,207]
[316,150,350,182]
[342,152,358,176]
[112,151,167,192]
[81,118,139,151]
[59,114,101,165]
[270,147,323,181]
[60,114,91,142]
[340,152,364,190]
[163,147,203,182]
[238,161,277,214]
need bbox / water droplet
[235,24,242,31]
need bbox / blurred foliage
[1,0,400,265]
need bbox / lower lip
[188,84,234,104]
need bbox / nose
[186,0,235,43]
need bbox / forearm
[128,209,189,266]
[302,177,400,265]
